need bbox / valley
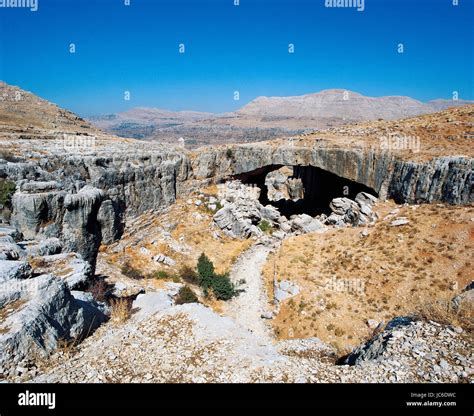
[0,83,472,384]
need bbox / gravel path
[223,242,274,339]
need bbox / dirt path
[223,242,275,339]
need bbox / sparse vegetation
[258,219,272,233]
[175,285,199,305]
[196,253,237,300]
[416,300,473,333]
[86,279,109,302]
[151,270,171,280]
[262,201,474,346]
[179,265,199,285]
[110,298,133,323]
[120,262,145,280]
[0,179,16,209]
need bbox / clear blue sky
[0,0,472,116]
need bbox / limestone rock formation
[326,192,378,227]
[30,253,93,290]
[0,273,107,374]
[289,214,325,234]
[0,260,32,283]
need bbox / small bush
[210,272,236,300]
[226,148,233,159]
[152,270,171,280]
[179,265,199,285]
[175,285,199,305]
[197,253,215,288]
[258,220,272,233]
[196,253,236,300]
[86,279,109,302]
[0,179,16,209]
[121,262,145,280]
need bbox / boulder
[274,280,300,302]
[329,197,360,216]
[213,199,263,239]
[31,253,93,290]
[132,292,174,319]
[0,225,22,241]
[0,274,108,369]
[0,235,24,260]
[0,260,32,283]
[355,192,378,208]
[290,214,325,234]
[343,317,413,365]
[112,281,145,298]
[390,217,410,227]
[152,253,176,267]
[259,205,281,223]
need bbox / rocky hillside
[0,82,95,134]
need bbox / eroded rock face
[3,150,189,266]
[0,273,107,372]
[193,146,473,205]
[3,138,472,271]
[0,260,32,283]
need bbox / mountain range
[88,89,472,147]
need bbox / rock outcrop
[3,149,189,266]
[326,192,378,227]
[0,272,107,376]
[192,145,473,205]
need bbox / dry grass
[110,298,132,324]
[56,338,79,359]
[263,201,474,351]
[289,105,474,163]
[415,300,473,333]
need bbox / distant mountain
[88,89,472,146]
[237,89,472,120]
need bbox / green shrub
[152,270,171,279]
[197,253,215,288]
[120,262,145,280]
[226,148,233,159]
[210,272,236,300]
[195,253,236,300]
[0,179,16,208]
[258,219,272,233]
[175,285,199,305]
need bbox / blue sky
[0,0,472,116]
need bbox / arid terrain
[88,89,473,148]
[0,82,472,384]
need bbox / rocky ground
[21,296,473,383]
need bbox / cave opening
[232,165,378,217]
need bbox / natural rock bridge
[191,143,473,206]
